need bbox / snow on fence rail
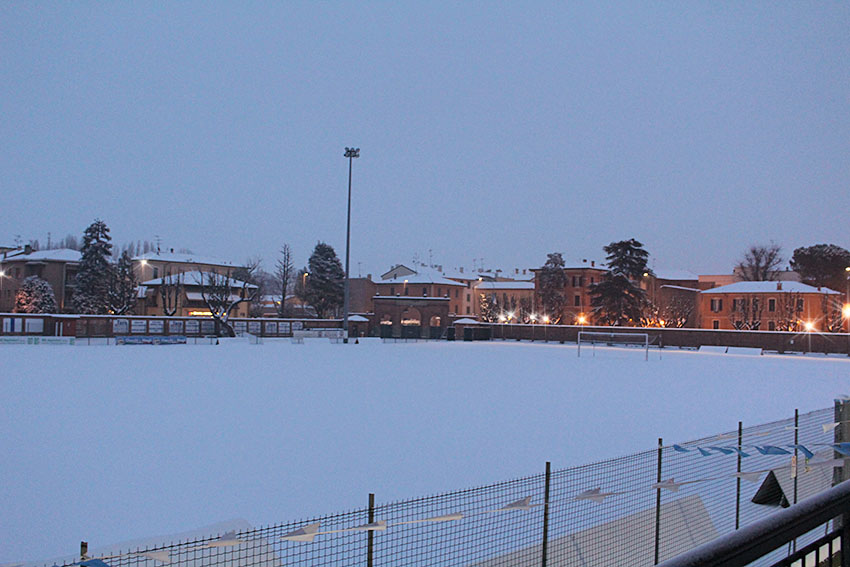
[48,405,849,567]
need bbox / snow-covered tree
[537,253,567,323]
[14,276,57,313]
[198,270,258,336]
[107,250,137,315]
[304,242,344,318]
[73,220,113,314]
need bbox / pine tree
[537,253,567,323]
[14,276,58,313]
[790,244,850,291]
[73,219,113,314]
[305,242,344,318]
[589,239,652,326]
[107,250,138,315]
[275,244,295,317]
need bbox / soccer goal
[577,331,650,361]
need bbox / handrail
[656,479,850,567]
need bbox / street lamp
[342,147,360,343]
[0,269,5,312]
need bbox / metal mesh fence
[66,406,843,567]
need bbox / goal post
[577,331,650,361]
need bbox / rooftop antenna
[429,249,433,268]
[155,234,162,254]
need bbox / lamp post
[343,147,360,343]
[0,269,5,312]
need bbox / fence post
[542,461,551,567]
[835,398,850,487]
[367,493,375,567]
[654,437,663,565]
[735,421,742,530]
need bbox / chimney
[777,282,782,290]
[460,267,464,274]
[591,260,595,267]
[24,244,32,254]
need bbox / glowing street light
[804,321,815,353]
[577,314,588,325]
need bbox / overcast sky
[2,2,848,276]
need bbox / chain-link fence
[65,406,846,567]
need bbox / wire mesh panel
[60,406,842,567]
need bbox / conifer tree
[537,253,567,323]
[73,219,113,314]
[107,250,138,315]
[589,239,652,326]
[304,242,344,318]
[14,276,57,313]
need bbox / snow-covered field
[1,338,847,563]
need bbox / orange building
[0,248,81,312]
[532,262,607,324]
[698,281,843,331]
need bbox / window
[466,293,471,302]
[390,286,395,296]
[438,287,442,297]
[797,298,804,311]
[574,295,581,307]
[710,298,723,312]
[466,306,470,314]
[768,298,776,312]
[713,320,720,329]
[752,298,759,311]
[153,267,159,279]
[768,321,776,331]
[423,287,427,296]
[590,277,595,284]
[456,289,459,298]
[571,276,578,287]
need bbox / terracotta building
[532,261,607,324]
[136,271,256,318]
[0,248,81,312]
[133,250,239,282]
[698,281,843,331]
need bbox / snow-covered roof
[2,248,82,263]
[133,251,235,267]
[379,273,466,287]
[348,314,369,322]
[700,281,841,295]
[453,317,479,324]
[141,271,257,288]
[477,281,535,291]
[653,269,699,281]
[660,284,700,292]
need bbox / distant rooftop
[2,248,82,263]
[653,269,699,281]
[700,281,840,295]
[141,270,256,288]
[133,251,235,267]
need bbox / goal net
[577,331,650,361]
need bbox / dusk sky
[2,3,848,277]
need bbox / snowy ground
[1,338,848,563]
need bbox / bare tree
[659,297,694,328]
[198,270,258,337]
[159,271,183,316]
[234,256,265,318]
[822,295,844,333]
[775,292,803,331]
[275,244,294,317]
[730,295,764,330]
[736,243,784,281]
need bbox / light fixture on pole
[343,147,360,343]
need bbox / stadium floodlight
[342,147,360,344]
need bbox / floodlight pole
[343,147,360,344]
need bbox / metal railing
[656,478,850,567]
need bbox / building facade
[698,281,843,331]
[0,248,81,312]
